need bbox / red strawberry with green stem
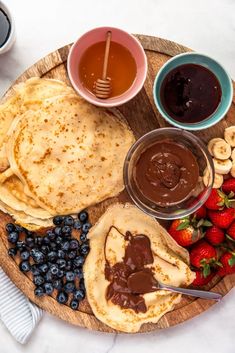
[208,207,235,229]
[218,252,235,276]
[192,269,216,286]
[190,240,219,277]
[168,218,203,247]
[205,225,225,245]
[204,189,233,210]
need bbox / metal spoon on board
[127,271,222,301]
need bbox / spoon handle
[159,283,222,301]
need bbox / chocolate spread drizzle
[105,229,155,313]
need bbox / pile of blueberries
[6,211,91,310]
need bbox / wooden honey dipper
[94,31,112,99]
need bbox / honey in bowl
[79,41,137,98]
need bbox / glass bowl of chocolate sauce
[153,53,233,131]
[124,128,214,220]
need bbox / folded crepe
[84,203,195,333]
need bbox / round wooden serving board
[0,35,235,333]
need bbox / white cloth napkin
[0,268,43,344]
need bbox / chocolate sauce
[0,9,11,48]
[134,140,199,207]
[160,64,221,123]
[127,270,156,294]
[105,229,155,313]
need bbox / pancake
[7,94,135,215]
[84,203,195,333]
[0,78,74,172]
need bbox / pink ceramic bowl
[67,26,147,107]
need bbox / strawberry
[208,207,235,229]
[192,204,207,219]
[226,220,235,242]
[204,189,231,210]
[190,240,218,277]
[222,178,235,194]
[218,252,235,276]
[205,225,225,245]
[192,269,216,286]
[168,218,202,247]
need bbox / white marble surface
[0,0,235,351]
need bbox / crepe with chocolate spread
[84,203,195,333]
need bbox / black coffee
[0,8,11,48]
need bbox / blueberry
[25,229,33,236]
[50,264,59,276]
[31,249,45,264]
[57,291,68,304]
[82,222,92,234]
[61,225,71,235]
[16,240,26,250]
[64,281,75,293]
[44,282,53,295]
[53,215,64,226]
[61,241,70,252]
[57,269,64,278]
[33,275,45,286]
[35,236,43,246]
[55,236,63,245]
[19,261,31,272]
[54,226,62,236]
[67,250,77,260]
[57,258,66,269]
[80,233,87,242]
[73,256,85,268]
[25,236,35,248]
[35,286,45,297]
[44,271,53,282]
[70,299,79,310]
[47,251,57,262]
[8,231,19,244]
[46,230,56,240]
[73,220,82,230]
[53,279,63,290]
[8,247,17,257]
[57,250,65,259]
[20,250,30,261]
[15,225,25,233]
[80,243,90,255]
[74,268,83,279]
[31,264,40,276]
[66,271,75,282]
[69,239,79,250]
[73,289,85,301]
[41,245,50,254]
[39,263,48,273]
[5,223,15,233]
[78,211,88,223]
[65,260,72,271]
[49,242,57,251]
[43,236,50,245]
[64,216,74,226]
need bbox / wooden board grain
[0,35,234,333]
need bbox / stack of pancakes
[0,78,135,228]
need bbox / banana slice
[224,126,235,147]
[211,140,231,160]
[231,148,235,161]
[213,158,232,175]
[203,168,223,188]
[230,163,235,178]
[207,138,224,155]
[213,173,224,188]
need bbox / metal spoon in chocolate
[127,271,222,301]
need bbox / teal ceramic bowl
[153,53,233,131]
